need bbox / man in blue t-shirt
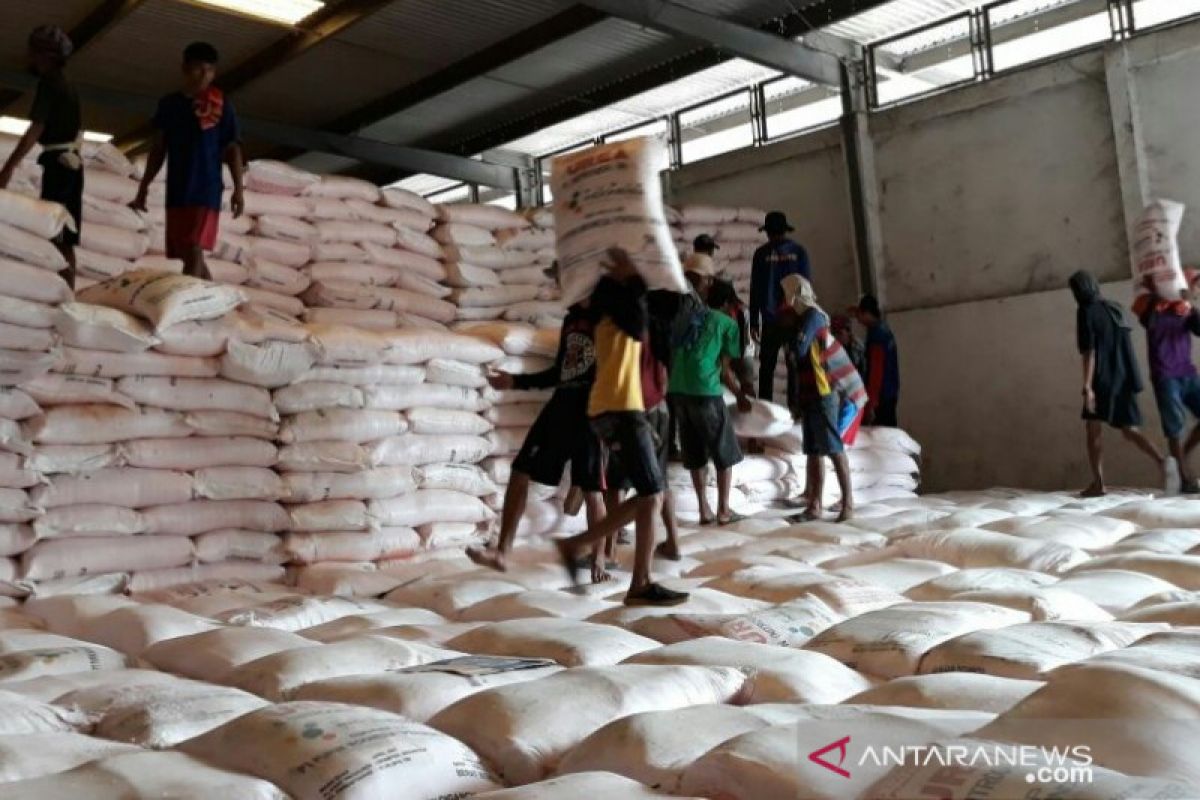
[131,41,244,281]
[750,211,811,403]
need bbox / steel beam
[576,0,844,86]
[0,69,517,189]
[0,0,149,111]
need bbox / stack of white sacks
[0,186,79,598]
[0,146,921,597]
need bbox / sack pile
[440,205,561,327]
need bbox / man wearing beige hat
[667,253,753,525]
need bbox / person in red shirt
[131,42,245,280]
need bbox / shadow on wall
[890,281,1161,493]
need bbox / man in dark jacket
[750,211,810,402]
[1070,270,1168,497]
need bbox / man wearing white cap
[668,253,753,526]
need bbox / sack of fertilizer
[550,137,686,307]
[77,270,245,330]
[1132,200,1188,299]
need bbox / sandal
[698,516,717,526]
[624,582,690,607]
[788,509,823,523]
[716,512,747,526]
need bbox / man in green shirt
[669,254,753,526]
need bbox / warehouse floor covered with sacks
[2,0,1200,798]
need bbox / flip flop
[698,516,717,526]
[716,512,747,526]
[788,509,823,523]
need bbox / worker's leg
[716,468,734,520]
[757,325,781,403]
[689,467,714,524]
[628,492,662,592]
[1082,420,1105,497]
[181,245,212,281]
[805,455,825,516]
[831,453,854,522]
[467,471,530,572]
[1121,426,1165,465]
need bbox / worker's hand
[604,247,637,281]
[735,393,753,414]
[487,371,514,391]
[128,188,149,214]
[1083,387,1096,414]
[864,407,876,426]
[0,164,12,190]
[230,188,246,219]
[750,326,761,344]
[739,380,756,400]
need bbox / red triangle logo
[809,735,852,779]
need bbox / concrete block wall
[665,17,1200,492]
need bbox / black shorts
[512,390,604,492]
[607,402,669,492]
[592,411,664,498]
[671,394,743,472]
[1081,387,1142,429]
[39,154,83,249]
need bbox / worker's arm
[748,251,764,336]
[0,121,44,189]
[591,268,647,342]
[720,356,752,412]
[865,341,885,419]
[130,135,166,212]
[1187,308,1200,338]
[512,364,559,391]
[1081,350,1096,412]
[225,142,245,219]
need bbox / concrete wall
[662,17,1200,492]
[664,128,861,313]
[872,53,1128,310]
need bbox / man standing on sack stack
[750,211,811,405]
[0,25,83,289]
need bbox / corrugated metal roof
[68,0,283,98]
[826,0,976,43]
[501,57,781,156]
[232,39,431,126]
[0,0,98,70]
[361,17,697,144]
[336,0,566,63]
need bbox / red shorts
[165,207,219,259]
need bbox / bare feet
[466,545,507,572]
[836,506,854,523]
[1080,484,1107,498]
[554,538,581,587]
[654,541,682,561]
[590,560,614,584]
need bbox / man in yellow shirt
[555,249,689,607]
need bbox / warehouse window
[762,77,841,140]
[985,0,1112,73]
[426,183,472,205]
[1131,0,1200,31]
[679,90,754,163]
[603,119,668,144]
[870,13,977,107]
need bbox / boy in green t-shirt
[669,255,753,526]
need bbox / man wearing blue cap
[750,211,811,403]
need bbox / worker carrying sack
[550,137,687,307]
[1132,199,1187,300]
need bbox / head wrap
[29,26,73,61]
[1070,270,1129,330]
